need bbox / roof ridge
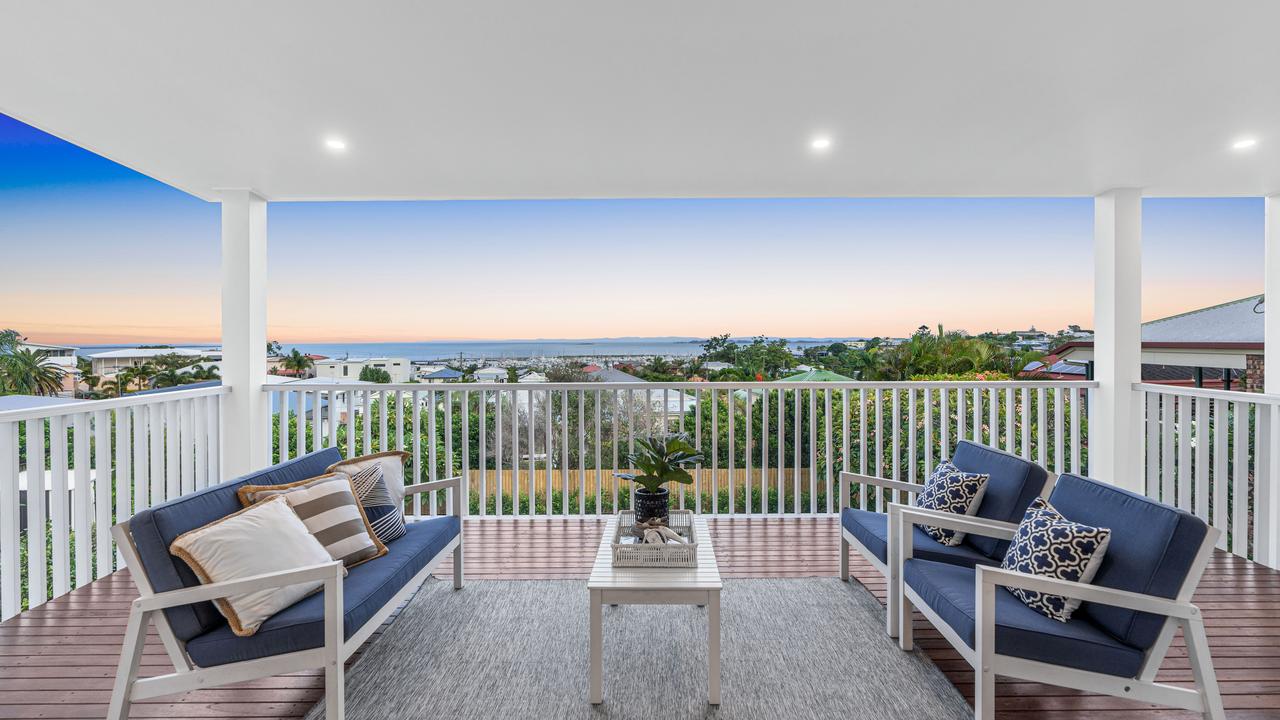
[1144,294,1262,326]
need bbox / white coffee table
[588,514,722,705]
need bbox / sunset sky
[0,112,1265,346]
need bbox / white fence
[264,380,1095,519]
[0,386,227,620]
[1137,382,1280,567]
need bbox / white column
[1092,188,1143,491]
[220,189,270,478]
[1266,195,1280,393]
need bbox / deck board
[2,516,1277,718]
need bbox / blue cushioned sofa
[894,473,1224,720]
[106,448,464,720]
[839,440,1050,637]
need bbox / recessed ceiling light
[810,135,833,153]
[324,137,348,152]
[1232,137,1258,151]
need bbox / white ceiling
[2,1,1278,202]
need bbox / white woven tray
[611,510,699,567]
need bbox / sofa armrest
[839,471,923,509]
[404,475,464,516]
[892,504,1019,541]
[133,561,344,612]
[976,566,1197,619]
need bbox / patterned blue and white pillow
[915,460,989,546]
[349,464,408,544]
[1000,497,1111,622]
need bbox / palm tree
[280,349,314,377]
[75,356,100,397]
[1,348,68,396]
[149,367,193,389]
[188,363,220,381]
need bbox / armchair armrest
[893,505,1019,541]
[404,475,465,516]
[839,471,922,509]
[134,561,344,612]
[976,566,1198,619]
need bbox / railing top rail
[261,379,1098,392]
[0,385,230,423]
[1133,381,1280,406]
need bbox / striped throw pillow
[349,464,408,544]
[238,473,387,568]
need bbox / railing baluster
[72,412,90,588]
[593,389,602,515]
[1232,401,1249,557]
[93,409,112,578]
[1177,396,1193,511]
[1194,396,1210,522]
[25,418,48,609]
[727,386,735,515]
[412,390,422,517]
[479,389,487,517]
[824,388,833,514]
[115,407,132,564]
[711,388,719,515]
[1212,397,1228,549]
[0,421,18,620]
[50,415,70,598]
[494,389,503,517]
[1160,394,1175,503]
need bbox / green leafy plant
[616,434,704,494]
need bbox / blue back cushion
[1048,474,1209,650]
[951,441,1048,558]
[128,448,343,642]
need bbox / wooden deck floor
[3,517,1278,719]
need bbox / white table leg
[708,590,721,705]
[590,589,603,704]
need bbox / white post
[1092,188,1143,491]
[1263,195,1280,565]
[1266,195,1280,394]
[220,189,270,478]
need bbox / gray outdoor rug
[306,578,971,720]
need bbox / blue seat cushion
[1048,474,1208,651]
[904,558,1145,678]
[129,448,344,641]
[185,515,460,667]
[951,441,1048,559]
[842,508,997,569]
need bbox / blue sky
[0,112,1264,344]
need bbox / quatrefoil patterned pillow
[915,460,989,546]
[1000,497,1112,622]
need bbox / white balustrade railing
[1136,382,1280,568]
[0,385,227,620]
[263,380,1095,521]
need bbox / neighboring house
[423,368,464,383]
[473,366,508,383]
[585,366,644,383]
[18,341,78,395]
[1013,326,1051,343]
[88,347,221,378]
[314,357,411,383]
[1049,295,1263,390]
[267,353,327,379]
[412,363,446,380]
[701,361,734,372]
[518,371,548,383]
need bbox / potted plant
[616,434,704,525]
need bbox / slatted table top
[588,514,722,591]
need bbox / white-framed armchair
[892,473,1225,720]
[839,439,1051,637]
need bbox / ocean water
[76,337,851,363]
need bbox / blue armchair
[894,473,1224,720]
[839,440,1050,637]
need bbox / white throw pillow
[169,495,335,637]
[328,450,411,509]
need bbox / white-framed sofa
[892,473,1224,720]
[107,447,464,720]
[839,440,1052,636]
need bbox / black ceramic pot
[634,487,670,525]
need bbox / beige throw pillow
[328,450,412,509]
[238,473,387,568]
[169,496,333,637]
